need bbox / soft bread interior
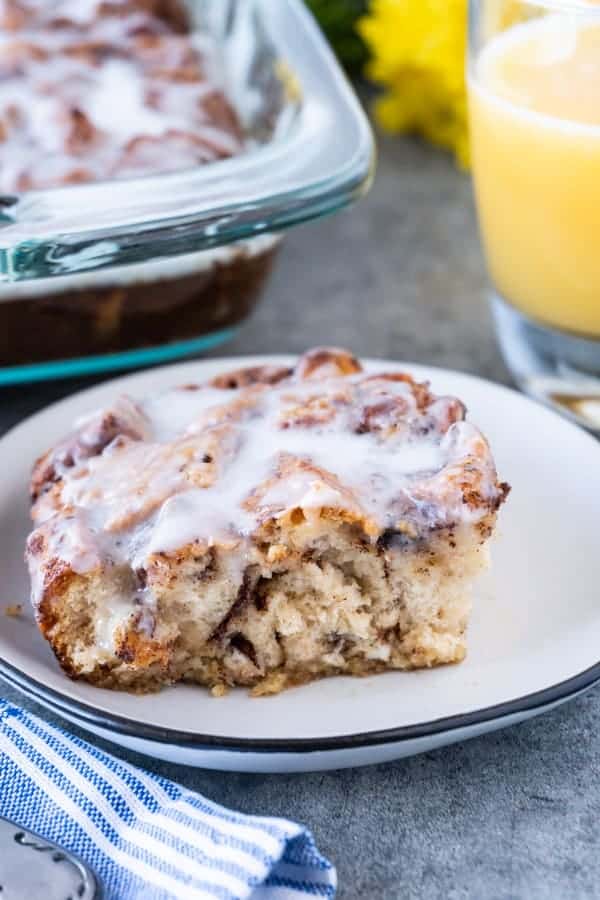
[38,516,491,695]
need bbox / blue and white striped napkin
[0,699,336,900]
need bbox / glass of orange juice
[468,0,600,429]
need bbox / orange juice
[469,15,600,337]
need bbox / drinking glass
[468,0,600,430]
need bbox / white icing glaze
[92,591,137,655]
[0,1,244,193]
[88,60,181,142]
[148,488,254,553]
[260,474,347,513]
[140,379,439,551]
[27,510,102,621]
[142,386,232,441]
[55,0,108,25]
[34,372,501,564]
[45,514,101,575]
[27,358,506,649]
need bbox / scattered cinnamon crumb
[211,683,230,698]
[4,604,22,617]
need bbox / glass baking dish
[0,0,374,385]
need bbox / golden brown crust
[294,347,362,380]
[209,365,293,390]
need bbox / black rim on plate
[3,356,600,754]
[1,655,599,754]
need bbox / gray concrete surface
[1,134,597,900]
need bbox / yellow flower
[358,0,469,167]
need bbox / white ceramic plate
[1,356,599,773]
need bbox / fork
[0,816,99,900]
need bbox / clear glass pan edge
[0,0,375,282]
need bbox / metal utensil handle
[0,816,100,899]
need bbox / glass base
[492,293,600,433]
[0,327,238,386]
